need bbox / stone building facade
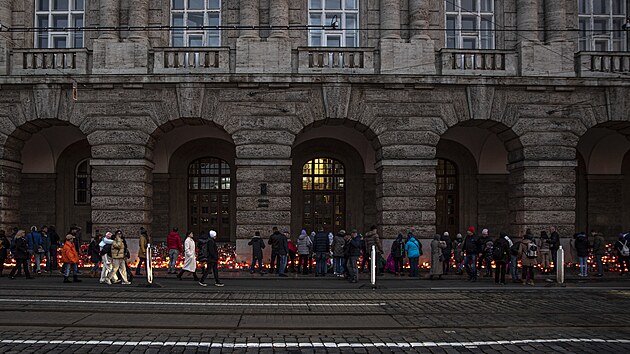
[0,0,629,259]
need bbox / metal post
[556,246,564,284]
[146,243,153,285]
[371,245,376,288]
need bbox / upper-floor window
[35,0,84,48]
[171,0,221,47]
[579,0,627,51]
[446,0,494,49]
[308,0,359,47]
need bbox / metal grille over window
[188,157,231,240]
[302,158,345,234]
[35,0,84,48]
[171,0,221,47]
[75,158,90,205]
[436,159,458,236]
[445,0,494,49]
[579,0,627,51]
[308,0,359,47]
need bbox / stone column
[235,158,292,263]
[380,0,401,39]
[90,159,153,256]
[0,160,21,231]
[508,161,576,239]
[409,0,430,40]
[517,0,539,42]
[240,0,260,39]
[376,160,436,263]
[269,0,289,39]
[128,0,149,43]
[544,0,566,43]
[99,0,120,40]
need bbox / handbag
[36,245,45,254]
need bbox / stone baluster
[381,0,401,39]
[269,0,289,39]
[240,0,260,39]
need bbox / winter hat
[456,233,463,240]
[482,229,489,236]
[443,232,449,237]
[66,234,75,240]
[300,229,307,236]
[467,226,475,234]
[209,230,217,239]
[105,232,113,239]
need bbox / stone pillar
[508,161,576,239]
[380,0,401,39]
[517,0,538,43]
[234,158,292,264]
[269,0,289,39]
[128,0,149,43]
[544,0,566,43]
[240,0,260,39]
[0,0,12,75]
[99,0,120,40]
[90,159,153,257]
[376,160,436,264]
[0,160,21,231]
[408,0,430,40]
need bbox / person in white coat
[177,231,199,281]
[98,232,114,284]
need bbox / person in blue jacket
[405,232,422,277]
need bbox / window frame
[34,0,85,49]
[578,0,627,51]
[74,158,90,206]
[308,0,360,47]
[170,0,222,47]
[445,0,495,50]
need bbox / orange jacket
[61,240,79,264]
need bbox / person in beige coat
[429,234,447,280]
[519,233,538,286]
[108,230,130,285]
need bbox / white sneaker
[214,282,224,287]
[198,282,208,287]
[122,281,131,285]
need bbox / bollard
[556,246,564,284]
[370,245,376,288]
[146,243,153,285]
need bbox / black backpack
[510,241,521,256]
[99,243,112,257]
[492,239,505,261]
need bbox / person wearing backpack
[391,233,405,276]
[199,230,224,287]
[614,233,630,276]
[248,231,266,274]
[574,232,590,277]
[493,232,511,285]
[518,233,537,286]
[99,232,114,284]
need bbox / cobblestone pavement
[0,276,629,353]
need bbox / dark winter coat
[26,231,43,252]
[0,235,9,259]
[592,234,605,256]
[41,233,51,253]
[332,235,345,257]
[493,237,510,263]
[197,234,210,262]
[440,234,452,260]
[312,232,330,253]
[269,232,288,256]
[12,237,28,259]
[574,234,590,258]
[390,235,405,258]
[347,235,362,257]
[88,239,101,263]
[550,231,560,251]
[463,234,480,256]
[364,230,383,254]
[207,237,219,263]
[248,236,266,258]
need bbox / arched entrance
[436,159,459,236]
[301,158,346,233]
[187,157,232,241]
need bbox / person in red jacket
[167,227,183,274]
[61,234,81,283]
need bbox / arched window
[436,159,458,235]
[188,157,231,240]
[578,0,627,51]
[445,0,494,49]
[74,158,90,205]
[171,0,221,47]
[35,0,84,48]
[308,0,359,47]
[302,158,345,233]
